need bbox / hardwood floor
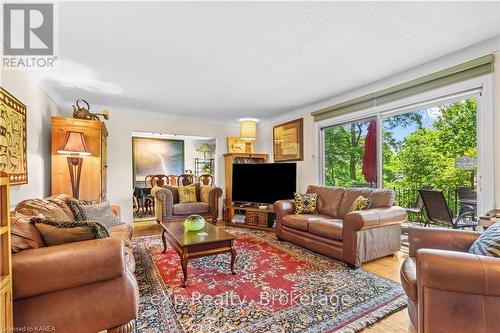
[133,221,415,333]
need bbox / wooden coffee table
[161,222,236,287]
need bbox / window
[322,117,377,188]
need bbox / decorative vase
[183,215,206,231]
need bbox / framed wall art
[227,136,253,153]
[0,88,27,185]
[132,137,184,186]
[273,118,303,162]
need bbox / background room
[132,132,216,222]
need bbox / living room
[1,1,500,333]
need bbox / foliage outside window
[322,99,476,195]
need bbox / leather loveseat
[401,227,500,333]
[152,183,222,224]
[10,194,138,333]
[274,185,407,268]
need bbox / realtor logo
[3,3,54,55]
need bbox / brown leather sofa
[401,227,500,333]
[274,185,407,268]
[152,183,222,224]
[10,194,138,333]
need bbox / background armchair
[400,227,500,332]
[152,183,222,224]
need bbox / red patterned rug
[133,227,406,332]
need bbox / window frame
[316,74,495,213]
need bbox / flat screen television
[232,163,296,204]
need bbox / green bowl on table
[183,215,206,231]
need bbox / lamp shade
[240,118,257,140]
[57,131,91,155]
[196,143,212,154]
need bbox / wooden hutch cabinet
[51,117,108,201]
[0,172,13,331]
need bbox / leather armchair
[11,195,138,333]
[13,238,138,333]
[153,183,222,224]
[401,227,500,333]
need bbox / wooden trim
[0,171,13,330]
[312,54,495,122]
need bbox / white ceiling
[37,1,500,124]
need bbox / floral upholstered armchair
[152,183,222,224]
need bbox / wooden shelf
[0,226,8,235]
[225,222,276,232]
[231,205,274,213]
[0,275,9,290]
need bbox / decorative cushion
[30,218,109,246]
[179,184,198,203]
[200,185,212,204]
[65,198,98,221]
[338,188,396,218]
[469,222,500,257]
[78,201,123,228]
[14,198,74,221]
[349,195,372,212]
[11,212,45,252]
[293,193,318,214]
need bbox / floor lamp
[57,131,91,199]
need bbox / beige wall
[0,71,61,205]
[85,112,239,223]
[494,51,500,207]
[255,115,316,193]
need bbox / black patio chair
[456,186,477,216]
[419,189,477,230]
[404,185,433,226]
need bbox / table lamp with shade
[57,131,91,199]
[196,143,212,159]
[239,118,257,153]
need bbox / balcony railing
[391,186,460,225]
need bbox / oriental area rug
[133,228,406,333]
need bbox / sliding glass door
[382,98,478,218]
[319,92,490,217]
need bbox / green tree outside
[323,99,476,201]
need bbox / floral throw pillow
[349,195,372,212]
[179,184,198,203]
[294,193,318,214]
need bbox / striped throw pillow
[469,222,500,257]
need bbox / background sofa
[10,194,138,333]
[401,227,499,333]
[152,183,222,224]
[274,185,407,268]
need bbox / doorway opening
[132,132,216,223]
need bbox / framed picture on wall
[273,118,304,162]
[132,137,184,186]
[227,136,254,153]
[0,88,28,185]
